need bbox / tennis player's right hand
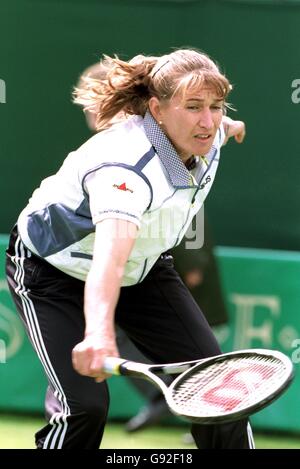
[72,332,119,383]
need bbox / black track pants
[6,226,254,449]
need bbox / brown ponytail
[73,54,158,131]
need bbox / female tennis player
[6,48,253,449]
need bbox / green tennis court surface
[1,414,300,449]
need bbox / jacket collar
[143,111,193,188]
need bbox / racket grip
[103,357,126,375]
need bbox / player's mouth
[194,133,212,141]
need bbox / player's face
[155,87,224,162]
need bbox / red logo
[113,182,133,193]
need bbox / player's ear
[148,97,163,123]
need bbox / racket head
[166,349,294,424]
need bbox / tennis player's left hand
[222,116,246,145]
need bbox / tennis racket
[103,349,294,424]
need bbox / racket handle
[103,357,126,375]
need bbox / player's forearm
[84,260,124,338]
[83,218,137,339]
[72,254,125,380]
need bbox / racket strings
[171,356,288,417]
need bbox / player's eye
[186,104,201,111]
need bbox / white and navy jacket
[18,111,225,286]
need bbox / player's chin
[193,138,213,154]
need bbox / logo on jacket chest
[113,182,133,193]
